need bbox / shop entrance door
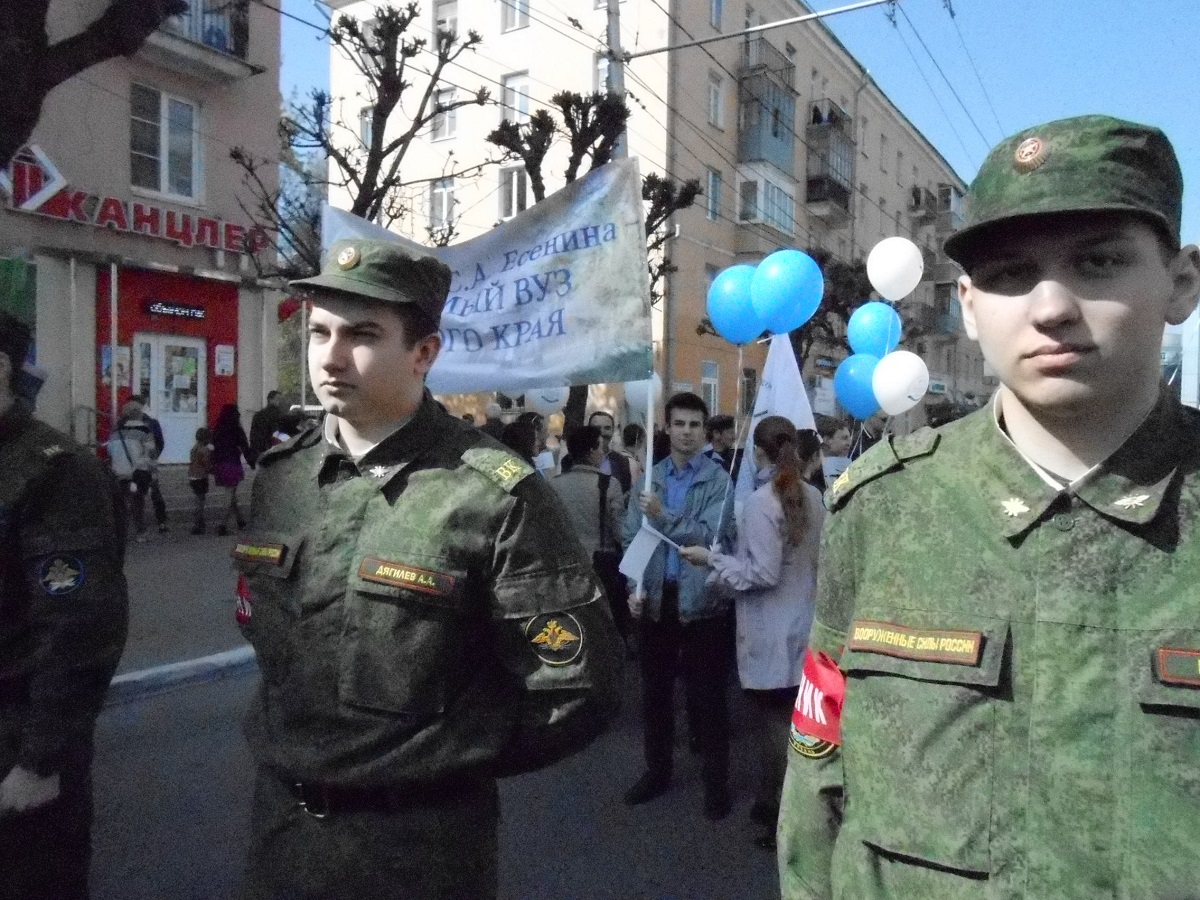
[133,333,206,463]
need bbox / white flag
[735,334,816,513]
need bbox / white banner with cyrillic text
[322,158,653,393]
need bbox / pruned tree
[1,0,188,167]
[487,90,700,428]
[231,2,494,277]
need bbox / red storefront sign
[2,144,269,254]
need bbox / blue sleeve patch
[38,556,86,595]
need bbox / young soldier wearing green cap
[778,115,1200,899]
[234,239,623,899]
[0,310,129,899]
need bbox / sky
[280,0,1200,242]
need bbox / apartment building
[325,0,985,426]
[0,2,282,461]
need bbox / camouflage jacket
[779,388,1200,899]
[0,405,129,775]
[234,395,623,788]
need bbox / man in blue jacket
[623,391,734,819]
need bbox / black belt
[283,773,489,819]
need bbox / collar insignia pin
[368,465,390,478]
[1114,494,1150,510]
[1002,497,1030,517]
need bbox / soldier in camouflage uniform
[778,115,1200,899]
[235,239,623,900]
[0,310,129,899]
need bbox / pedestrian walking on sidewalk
[108,399,155,541]
[188,427,214,534]
[211,404,253,536]
[0,310,129,900]
[779,115,1200,899]
[233,238,623,900]
[130,394,169,533]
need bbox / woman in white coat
[680,416,824,850]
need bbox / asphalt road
[92,671,782,900]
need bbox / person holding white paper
[681,417,824,851]
[621,392,735,821]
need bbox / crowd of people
[3,112,1199,900]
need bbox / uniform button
[1053,512,1075,531]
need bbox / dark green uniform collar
[317,393,445,489]
[980,386,1183,538]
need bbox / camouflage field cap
[290,238,452,322]
[944,114,1183,265]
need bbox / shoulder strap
[461,446,536,493]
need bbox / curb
[106,646,258,705]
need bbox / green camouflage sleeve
[17,454,129,774]
[778,500,858,900]
[488,475,624,776]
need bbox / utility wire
[893,2,991,152]
[942,0,1005,137]
[884,8,974,162]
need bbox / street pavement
[100,529,782,899]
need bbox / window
[706,168,722,220]
[707,72,724,128]
[740,367,758,415]
[701,361,720,415]
[359,106,374,147]
[594,53,610,93]
[710,0,723,30]
[499,167,528,219]
[431,89,456,140]
[434,0,457,35]
[878,197,887,235]
[501,72,531,123]
[858,116,869,157]
[430,178,455,229]
[762,181,794,234]
[896,149,904,184]
[501,0,529,32]
[879,133,888,172]
[130,83,198,199]
[738,179,758,221]
[744,4,758,28]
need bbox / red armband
[789,650,845,759]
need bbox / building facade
[324,0,984,429]
[0,1,282,461]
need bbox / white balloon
[624,372,662,420]
[525,385,569,415]
[872,351,930,416]
[867,237,924,302]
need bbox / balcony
[805,175,851,225]
[737,75,795,173]
[138,1,259,84]
[910,297,961,339]
[907,186,937,225]
[740,37,795,91]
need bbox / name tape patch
[1157,647,1200,687]
[233,543,286,565]
[849,619,983,666]
[358,558,456,597]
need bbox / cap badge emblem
[1114,494,1150,510]
[336,246,361,270]
[1013,137,1049,173]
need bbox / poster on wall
[100,345,131,388]
[214,344,235,376]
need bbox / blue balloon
[834,354,881,420]
[706,264,764,344]
[750,249,825,334]
[847,301,903,358]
